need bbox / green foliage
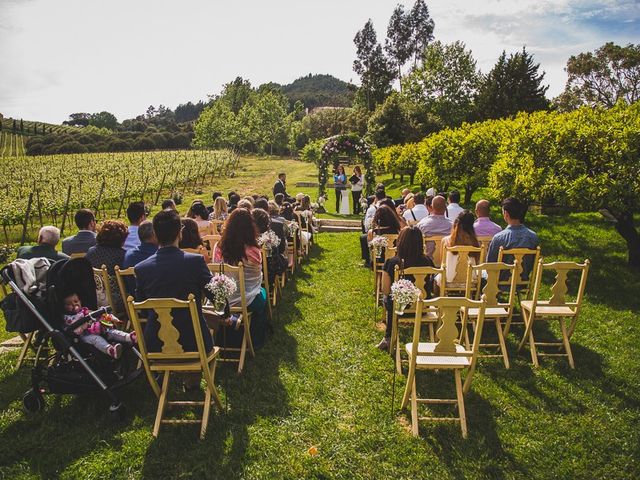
[89,111,119,130]
[409,0,435,66]
[475,47,549,120]
[300,139,324,164]
[367,92,412,147]
[281,74,354,109]
[557,42,640,110]
[403,40,480,128]
[385,4,413,83]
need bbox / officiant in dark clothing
[273,173,294,203]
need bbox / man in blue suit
[61,209,97,255]
[134,209,214,353]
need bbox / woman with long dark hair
[179,217,210,263]
[436,210,480,287]
[376,226,434,350]
[187,200,212,233]
[213,208,268,349]
[350,166,364,214]
[366,205,401,243]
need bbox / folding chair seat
[127,294,223,439]
[518,259,590,369]
[462,261,519,368]
[401,295,487,438]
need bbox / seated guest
[179,218,211,263]
[213,209,268,350]
[473,199,502,237]
[228,193,241,213]
[446,190,464,220]
[367,205,401,243]
[361,189,388,266]
[237,199,253,211]
[268,200,286,223]
[403,192,428,224]
[274,193,285,207]
[186,200,212,233]
[209,196,228,221]
[417,196,453,258]
[377,226,434,350]
[207,191,223,214]
[394,188,411,207]
[256,200,286,255]
[436,210,480,287]
[18,226,69,262]
[86,220,128,312]
[123,201,146,251]
[62,209,97,255]
[135,210,216,353]
[123,220,158,268]
[161,199,177,211]
[487,197,539,278]
[252,208,287,282]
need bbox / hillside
[282,74,355,109]
[0,115,76,136]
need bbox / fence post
[60,185,72,236]
[154,172,167,206]
[117,179,129,219]
[20,193,34,246]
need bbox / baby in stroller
[63,292,136,359]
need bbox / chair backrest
[423,235,446,266]
[114,266,136,312]
[466,261,518,309]
[198,223,212,237]
[477,236,493,262]
[70,252,86,259]
[529,259,590,313]
[393,264,446,314]
[207,262,249,319]
[127,295,210,368]
[93,265,114,308]
[497,246,541,292]
[210,220,224,235]
[181,247,205,256]
[443,245,485,285]
[412,296,486,356]
[201,234,221,257]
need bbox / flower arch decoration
[318,134,375,198]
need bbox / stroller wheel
[109,402,127,422]
[23,389,45,413]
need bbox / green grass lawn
[1,157,639,478]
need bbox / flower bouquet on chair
[258,230,281,256]
[368,235,388,258]
[390,279,421,315]
[205,274,237,316]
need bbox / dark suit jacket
[270,219,287,255]
[135,246,214,353]
[273,179,287,197]
[17,244,68,262]
[62,230,97,255]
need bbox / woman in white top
[350,166,364,214]
[435,210,481,287]
[187,200,212,234]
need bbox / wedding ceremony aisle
[0,220,638,478]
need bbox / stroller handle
[65,306,113,333]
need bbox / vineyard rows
[0,149,238,236]
[0,117,77,136]
[0,132,25,157]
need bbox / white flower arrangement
[300,209,313,219]
[205,274,237,311]
[390,279,422,315]
[258,230,281,251]
[310,202,319,211]
[284,220,299,237]
[317,195,326,206]
[368,235,388,257]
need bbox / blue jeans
[217,288,268,351]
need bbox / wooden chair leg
[559,318,575,369]
[410,375,419,437]
[15,332,34,370]
[495,319,510,369]
[428,323,435,342]
[401,367,415,409]
[153,371,171,437]
[200,385,212,440]
[245,319,255,358]
[455,370,468,439]
[517,309,533,351]
[528,328,539,367]
[395,338,403,374]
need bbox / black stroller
[1,257,142,419]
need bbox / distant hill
[0,115,76,136]
[282,74,354,110]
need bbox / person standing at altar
[350,166,364,215]
[273,173,294,203]
[333,165,347,213]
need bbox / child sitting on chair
[63,293,136,359]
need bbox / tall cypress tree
[476,47,549,120]
[354,20,394,111]
[409,0,435,67]
[385,4,413,89]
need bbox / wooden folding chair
[477,236,493,263]
[201,234,221,258]
[462,261,519,368]
[114,266,136,328]
[423,235,446,267]
[260,248,274,321]
[440,245,484,297]
[401,295,487,438]
[498,246,541,335]
[69,252,86,259]
[206,262,254,374]
[126,294,223,439]
[390,265,445,374]
[517,259,590,369]
[286,228,299,275]
[210,220,224,235]
[294,212,310,258]
[93,265,115,309]
[371,234,399,304]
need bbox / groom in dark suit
[61,209,97,255]
[273,173,294,203]
[134,209,215,353]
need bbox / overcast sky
[1,0,638,124]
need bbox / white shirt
[351,174,363,192]
[403,204,429,223]
[364,203,377,230]
[447,203,464,220]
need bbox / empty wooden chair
[518,259,590,369]
[401,295,487,438]
[126,294,223,439]
[205,262,254,374]
[497,246,541,335]
[390,264,445,374]
[462,261,519,368]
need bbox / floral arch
[318,134,375,198]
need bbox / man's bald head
[475,199,490,218]
[431,195,447,215]
[401,188,411,197]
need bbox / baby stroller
[1,257,142,419]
